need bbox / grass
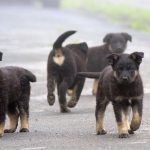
[61,0,150,33]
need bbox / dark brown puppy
[0,63,36,137]
[78,52,144,138]
[86,33,132,95]
[47,31,88,112]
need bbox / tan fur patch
[67,89,73,95]
[114,71,117,78]
[20,114,29,129]
[130,108,142,131]
[132,70,138,82]
[117,112,128,134]
[96,111,105,133]
[0,122,5,136]
[92,79,98,94]
[70,84,78,101]
[53,49,65,66]
[8,113,18,130]
[109,45,114,53]
[115,96,124,101]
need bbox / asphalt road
[0,5,150,150]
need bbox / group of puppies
[0,30,144,138]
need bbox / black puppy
[78,52,144,138]
[47,31,88,112]
[0,52,36,137]
[86,33,132,95]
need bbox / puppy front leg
[96,97,109,135]
[47,76,57,106]
[130,99,143,131]
[113,102,129,138]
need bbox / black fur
[86,32,132,95]
[47,31,88,112]
[0,66,36,137]
[78,52,144,138]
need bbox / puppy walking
[86,33,132,95]
[47,31,88,112]
[78,52,144,138]
[0,54,36,137]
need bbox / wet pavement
[0,5,150,150]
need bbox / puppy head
[0,52,3,61]
[106,52,144,85]
[103,33,132,54]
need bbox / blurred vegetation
[61,0,150,33]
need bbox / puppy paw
[47,94,55,106]
[92,90,96,96]
[67,100,77,108]
[61,108,71,113]
[97,129,107,135]
[0,133,4,138]
[20,128,29,132]
[67,89,73,96]
[4,129,16,133]
[128,130,134,134]
[119,133,129,138]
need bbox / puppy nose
[122,77,128,81]
[117,47,122,50]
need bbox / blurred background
[1,0,150,33]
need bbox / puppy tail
[24,70,37,82]
[53,31,76,49]
[77,72,100,79]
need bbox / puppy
[47,31,88,112]
[78,52,144,138]
[0,53,36,137]
[86,33,132,95]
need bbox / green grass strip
[61,0,150,33]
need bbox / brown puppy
[0,53,36,137]
[86,33,132,95]
[47,31,88,113]
[78,52,144,138]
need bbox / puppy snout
[122,77,128,81]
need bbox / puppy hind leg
[92,79,98,96]
[18,101,29,132]
[4,102,19,133]
[130,99,143,131]
[67,79,85,108]
[0,112,6,137]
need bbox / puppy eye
[127,65,132,70]
[117,66,123,70]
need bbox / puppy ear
[0,52,3,61]
[130,52,144,65]
[106,53,119,65]
[103,33,113,43]
[80,42,88,51]
[121,33,132,42]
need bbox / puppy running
[0,52,36,137]
[86,33,132,95]
[78,52,144,138]
[47,31,88,112]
